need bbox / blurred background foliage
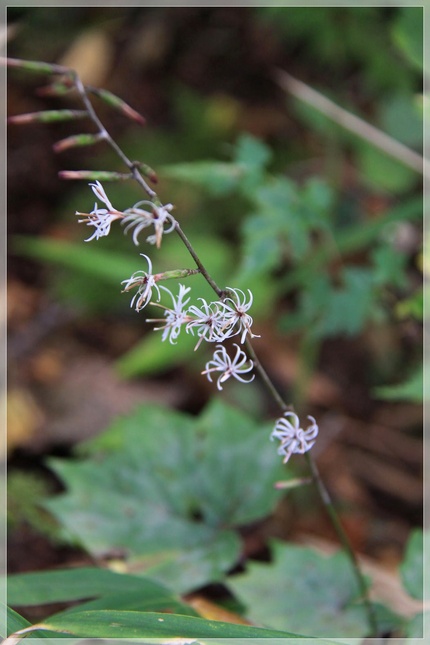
[7,5,423,627]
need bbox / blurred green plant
[7,404,425,639]
[42,400,286,593]
[6,11,423,638]
[13,128,422,392]
[7,471,61,542]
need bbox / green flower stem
[305,452,378,636]
[244,339,291,413]
[71,74,157,200]
[173,222,224,297]
[246,337,377,636]
[70,70,225,300]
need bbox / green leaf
[228,540,371,638]
[237,176,300,280]
[37,609,304,639]
[378,93,423,148]
[294,267,375,337]
[115,326,198,378]
[141,531,241,592]
[194,400,284,526]
[396,288,423,320]
[161,161,242,196]
[43,401,285,592]
[356,144,417,194]
[374,365,424,403]
[311,267,376,338]
[7,567,186,610]
[404,611,426,638]
[12,235,138,285]
[238,174,337,283]
[280,196,422,293]
[160,133,272,198]
[399,529,424,600]
[233,132,272,171]
[371,245,408,288]
[1,604,54,639]
[392,7,423,71]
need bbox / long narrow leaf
[7,567,177,607]
[38,610,306,639]
[12,236,138,284]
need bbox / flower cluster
[77,183,318,462]
[124,270,257,389]
[76,181,175,247]
[271,412,319,463]
[78,182,258,390]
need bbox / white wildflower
[186,299,230,350]
[218,287,260,343]
[122,200,175,248]
[271,412,319,463]
[202,343,254,390]
[146,284,192,344]
[121,254,161,312]
[76,181,123,241]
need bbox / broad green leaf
[140,531,241,592]
[228,540,371,638]
[36,609,305,639]
[7,567,184,609]
[194,400,284,526]
[44,401,285,592]
[399,529,424,600]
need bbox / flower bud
[8,109,88,125]
[53,133,105,153]
[89,87,146,125]
[59,170,131,181]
